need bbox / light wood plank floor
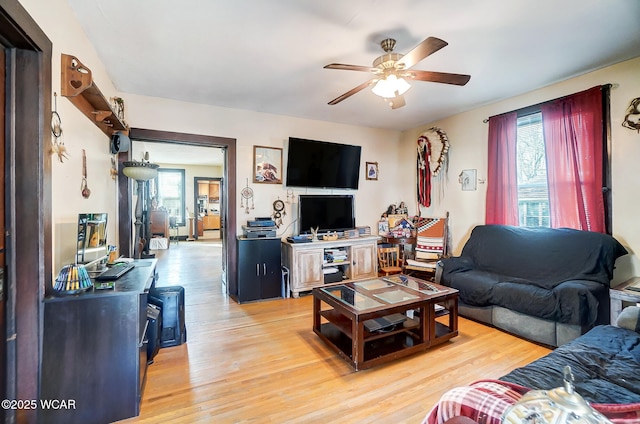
[120,241,550,424]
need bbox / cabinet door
[295,249,324,288]
[237,240,262,302]
[198,182,209,196]
[260,239,282,299]
[209,182,220,199]
[351,243,378,280]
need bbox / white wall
[23,0,638,281]
[124,94,403,238]
[400,56,640,283]
[18,0,124,273]
[18,0,404,273]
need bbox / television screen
[286,137,361,189]
[298,195,355,234]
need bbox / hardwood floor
[120,241,551,424]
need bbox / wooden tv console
[281,236,379,298]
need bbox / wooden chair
[378,246,403,276]
[403,212,449,280]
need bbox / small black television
[286,137,362,189]
[298,195,355,234]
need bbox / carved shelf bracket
[61,53,129,137]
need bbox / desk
[41,259,157,423]
[610,277,640,324]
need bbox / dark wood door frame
[121,129,236,291]
[0,1,52,423]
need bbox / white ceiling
[67,0,640,133]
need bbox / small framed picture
[253,146,283,184]
[459,169,477,191]
[366,162,379,180]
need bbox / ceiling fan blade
[408,70,471,86]
[324,63,378,73]
[397,37,448,69]
[328,80,376,105]
[389,94,406,109]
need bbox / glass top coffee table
[312,275,459,370]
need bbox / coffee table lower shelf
[315,319,456,370]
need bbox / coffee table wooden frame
[312,275,458,370]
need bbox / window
[486,85,610,233]
[516,112,550,227]
[157,169,186,225]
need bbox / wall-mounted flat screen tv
[285,137,361,189]
[298,195,355,234]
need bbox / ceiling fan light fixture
[371,74,411,98]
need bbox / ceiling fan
[324,37,471,109]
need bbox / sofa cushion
[499,325,640,404]
[617,306,640,332]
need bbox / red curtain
[486,112,519,226]
[541,86,605,233]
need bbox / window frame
[156,168,186,226]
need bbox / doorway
[193,177,223,241]
[122,128,237,292]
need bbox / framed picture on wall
[253,146,283,184]
[366,162,379,180]
[459,169,477,191]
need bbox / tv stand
[281,236,379,297]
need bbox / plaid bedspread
[422,380,640,424]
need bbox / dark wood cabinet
[150,210,169,238]
[234,238,282,303]
[40,259,157,424]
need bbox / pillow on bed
[616,306,640,332]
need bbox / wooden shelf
[61,53,128,137]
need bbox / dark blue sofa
[437,225,628,346]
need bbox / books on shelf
[324,248,348,264]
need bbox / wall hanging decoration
[272,199,286,227]
[622,97,640,132]
[416,127,450,208]
[459,169,477,191]
[366,162,379,180]
[253,146,282,183]
[110,157,118,179]
[50,92,69,163]
[286,188,294,204]
[81,149,91,198]
[240,178,254,214]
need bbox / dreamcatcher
[272,199,286,228]
[51,93,69,163]
[240,179,254,214]
[417,127,450,208]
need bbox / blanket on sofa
[440,225,627,325]
[422,380,640,424]
[500,325,640,404]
